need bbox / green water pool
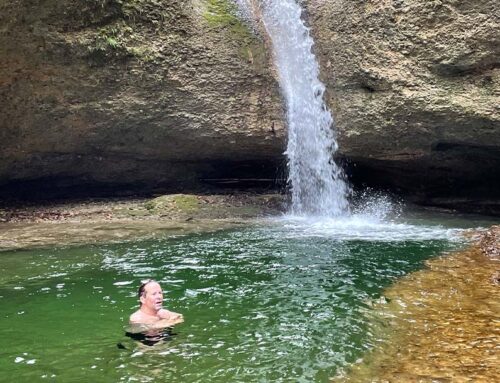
[0,217,478,382]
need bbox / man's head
[138,280,163,312]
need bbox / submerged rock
[335,226,500,382]
[0,193,286,250]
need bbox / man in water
[129,280,184,327]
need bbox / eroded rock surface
[0,0,285,197]
[305,0,500,213]
[1,0,499,213]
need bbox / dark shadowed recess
[1,148,499,217]
[345,142,500,216]
[0,158,287,202]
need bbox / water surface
[0,215,492,382]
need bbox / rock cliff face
[0,0,285,197]
[304,0,500,212]
[1,0,499,213]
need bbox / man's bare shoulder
[129,310,143,324]
[129,310,158,324]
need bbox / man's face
[140,282,163,312]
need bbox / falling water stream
[240,0,350,216]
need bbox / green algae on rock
[144,194,201,213]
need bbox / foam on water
[274,215,463,242]
[275,192,463,242]
[253,188,462,242]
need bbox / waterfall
[236,0,350,217]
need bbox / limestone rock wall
[304,0,500,212]
[0,0,285,197]
[1,0,499,213]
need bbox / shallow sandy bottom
[335,226,500,382]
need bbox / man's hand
[158,309,183,322]
[169,313,183,321]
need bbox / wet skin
[129,281,184,328]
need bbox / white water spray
[237,0,350,217]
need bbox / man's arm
[157,309,184,326]
[158,309,183,321]
[149,317,183,329]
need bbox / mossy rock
[203,0,254,40]
[202,0,269,67]
[203,0,240,27]
[144,194,200,213]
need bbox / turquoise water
[0,216,480,382]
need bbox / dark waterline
[0,220,472,382]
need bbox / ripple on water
[0,216,486,382]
